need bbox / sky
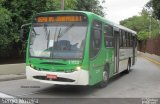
[102,0,150,24]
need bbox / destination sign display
[36,15,86,23]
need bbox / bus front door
[114,29,120,73]
[89,28,105,85]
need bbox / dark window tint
[120,30,125,47]
[125,32,128,47]
[104,24,114,47]
[123,32,126,47]
[90,20,102,58]
[129,34,132,47]
[120,30,135,48]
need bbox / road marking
[143,55,160,65]
[0,92,36,104]
[0,92,14,98]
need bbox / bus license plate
[46,74,57,79]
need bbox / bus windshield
[29,22,87,59]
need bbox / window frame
[89,20,102,59]
[104,24,114,48]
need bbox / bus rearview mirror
[20,23,31,42]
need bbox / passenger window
[125,32,128,47]
[123,32,126,47]
[90,20,102,58]
[129,34,132,47]
[104,24,114,47]
[93,30,101,49]
[120,30,124,47]
[128,33,130,47]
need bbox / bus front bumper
[26,66,89,85]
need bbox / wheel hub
[103,71,108,81]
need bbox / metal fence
[138,36,160,56]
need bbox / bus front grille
[33,76,75,82]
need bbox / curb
[142,55,160,65]
[0,75,26,82]
[139,52,160,65]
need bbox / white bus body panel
[119,48,133,72]
[26,66,89,85]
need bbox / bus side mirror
[20,23,31,42]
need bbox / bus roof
[86,12,137,35]
[36,10,137,35]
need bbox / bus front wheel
[97,69,109,88]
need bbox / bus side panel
[89,49,106,85]
[105,48,115,78]
[119,48,133,72]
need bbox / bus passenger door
[132,35,136,65]
[89,20,105,85]
[114,28,120,73]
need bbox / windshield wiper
[51,24,60,58]
[32,28,38,36]
[57,23,74,39]
[30,28,40,45]
[43,24,50,49]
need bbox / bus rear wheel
[97,69,109,88]
[125,59,131,74]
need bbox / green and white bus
[21,11,137,87]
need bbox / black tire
[97,66,109,88]
[125,59,131,74]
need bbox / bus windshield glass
[29,22,87,59]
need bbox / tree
[120,9,160,40]
[46,0,77,10]
[48,0,105,16]
[146,0,160,20]
[75,0,105,16]
[0,3,12,57]
[0,0,49,58]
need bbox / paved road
[0,63,25,75]
[0,56,160,103]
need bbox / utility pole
[61,0,64,10]
[159,20,160,34]
[148,7,152,38]
[149,14,152,38]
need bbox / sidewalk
[0,63,26,81]
[139,51,160,65]
[0,74,26,81]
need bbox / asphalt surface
[0,63,25,75]
[0,56,160,104]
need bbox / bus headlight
[30,64,37,69]
[76,66,81,71]
[30,64,34,68]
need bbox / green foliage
[0,0,49,58]
[48,0,105,16]
[75,0,105,16]
[0,5,12,57]
[146,0,160,20]
[65,0,77,10]
[138,31,149,40]
[120,9,160,40]
[46,0,77,10]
